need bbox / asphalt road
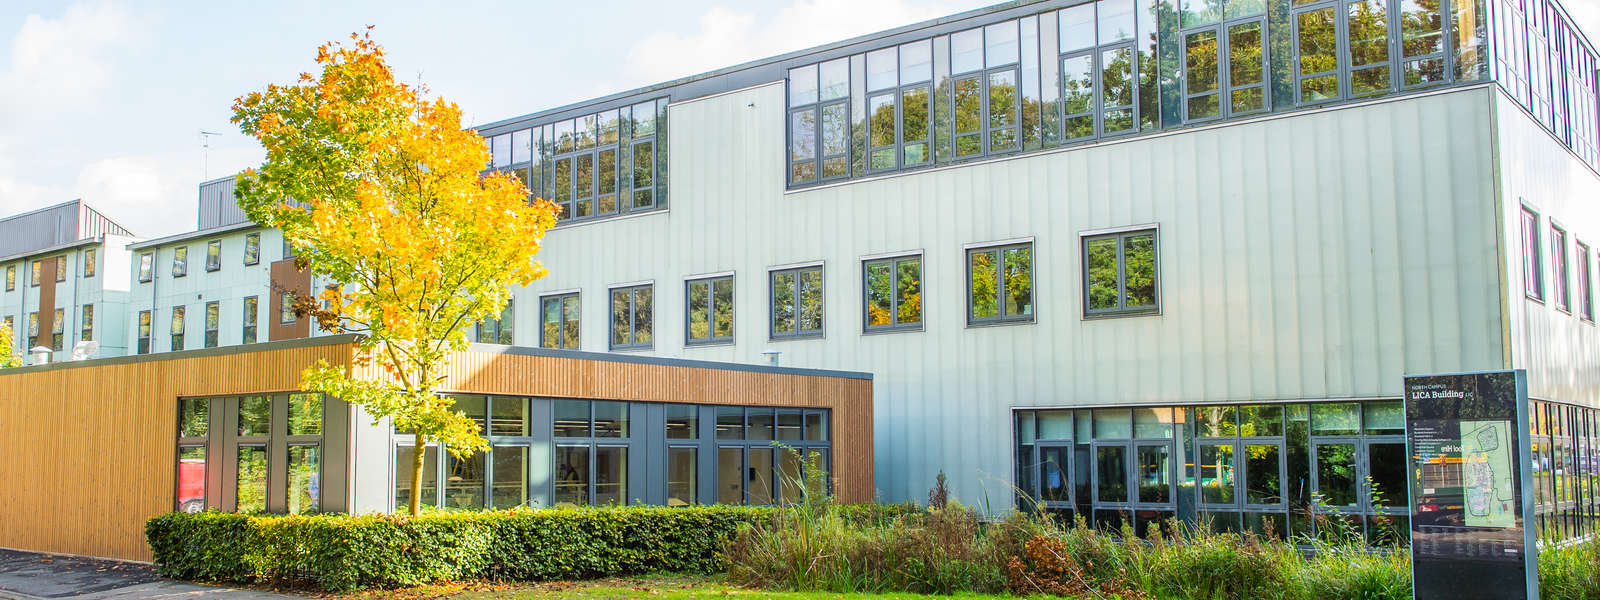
[0,549,303,600]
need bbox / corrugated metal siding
[1497,91,1600,406]
[0,201,82,257]
[197,176,248,229]
[514,84,1503,505]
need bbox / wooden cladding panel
[371,350,875,503]
[0,343,353,561]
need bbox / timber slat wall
[0,341,872,562]
[0,342,352,561]
[379,350,875,503]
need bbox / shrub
[1541,539,1600,600]
[147,505,781,591]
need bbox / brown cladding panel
[34,257,56,349]
[0,341,354,561]
[267,259,311,341]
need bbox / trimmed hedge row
[145,504,918,592]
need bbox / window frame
[1551,222,1571,313]
[862,253,924,333]
[244,233,261,266]
[1081,226,1162,318]
[539,291,581,349]
[53,255,65,282]
[137,310,152,354]
[787,59,852,186]
[684,274,736,346]
[608,283,654,351]
[204,301,221,348]
[170,306,186,352]
[1578,240,1594,323]
[769,264,826,340]
[539,99,667,224]
[242,296,259,344]
[50,308,63,351]
[206,240,222,272]
[1523,205,1545,302]
[965,241,1036,326]
[1180,13,1270,124]
[4,265,12,291]
[80,304,93,343]
[29,260,40,288]
[83,248,96,278]
[172,246,189,278]
[138,252,154,283]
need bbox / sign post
[1404,370,1537,600]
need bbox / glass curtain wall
[1017,400,1411,544]
[1530,399,1600,545]
[484,98,668,223]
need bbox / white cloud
[621,0,971,86]
[1,0,148,117]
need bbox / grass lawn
[332,574,1037,600]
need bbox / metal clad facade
[0,201,81,258]
[196,176,248,230]
[511,84,1505,504]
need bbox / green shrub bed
[145,504,917,592]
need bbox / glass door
[1241,439,1287,538]
[1092,442,1131,529]
[1132,441,1175,536]
[1311,439,1360,540]
[1362,439,1408,544]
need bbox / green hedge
[145,503,918,592]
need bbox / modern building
[0,199,139,361]
[460,0,1600,543]
[126,176,319,356]
[16,0,1596,544]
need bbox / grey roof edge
[200,173,240,186]
[128,221,261,250]
[473,0,1050,133]
[466,342,874,381]
[0,236,107,265]
[0,333,873,382]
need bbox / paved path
[0,550,304,600]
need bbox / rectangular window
[236,446,267,513]
[863,254,922,331]
[286,445,320,514]
[475,301,514,344]
[29,260,40,287]
[204,301,220,348]
[668,447,697,506]
[137,310,151,354]
[83,248,96,278]
[138,253,153,283]
[282,237,296,260]
[172,247,188,278]
[281,291,297,324]
[54,256,65,282]
[170,306,186,352]
[4,264,12,291]
[787,59,850,184]
[542,100,664,222]
[770,265,824,339]
[25,312,37,349]
[1083,229,1160,316]
[609,285,653,350]
[686,275,734,345]
[80,304,93,343]
[1294,4,1341,102]
[206,240,222,272]
[3,316,12,351]
[718,447,744,504]
[540,292,580,349]
[242,297,258,344]
[967,242,1034,324]
[177,445,207,512]
[50,308,63,351]
[244,233,260,265]
[1578,242,1594,322]
[1523,207,1544,300]
[394,445,438,510]
[1552,224,1570,312]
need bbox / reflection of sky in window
[819,58,850,101]
[952,28,984,73]
[900,40,932,83]
[1059,4,1096,52]
[788,64,818,105]
[986,20,1019,67]
[1098,0,1137,43]
[867,47,897,91]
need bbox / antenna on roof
[199,130,224,179]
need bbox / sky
[0,0,1597,239]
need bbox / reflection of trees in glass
[798,270,823,332]
[866,263,893,327]
[236,447,268,513]
[1347,0,1391,96]
[772,272,796,334]
[1087,238,1119,310]
[1003,246,1033,316]
[1298,7,1341,100]
[969,251,998,319]
[866,257,921,328]
[287,445,319,514]
[288,394,322,436]
[238,396,270,436]
[1101,47,1136,132]
[179,398,208,438]
[953,76,982,155]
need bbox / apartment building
[126,176,317,355]
[46,0,1598,540]
[0,200,138,361]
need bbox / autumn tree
[0,321,20,368]
[231,30,560,515]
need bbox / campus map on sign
[1461,420,1514,528]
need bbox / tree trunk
[409,433,426,516]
